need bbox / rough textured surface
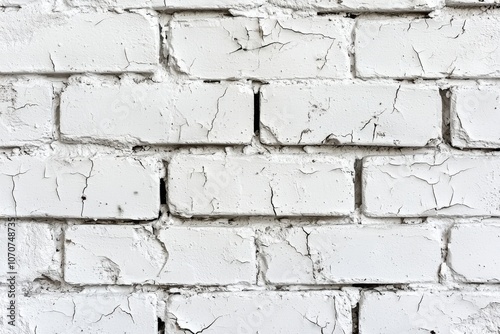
[447,0,500,5]
[447,222,500,283]
[0,291,157,334]
[356,14,500,78]
[61,80,253,145]
[362,155,500,217]
[167,292,353,334]
[0,221,60,282]
[259,225,442,284]
[0,10,158,73]
[360,291,500,334]
[0,156,160,219]
[168,16,353,80]
[260,82,442,146]
[451,86,500,148]
[168,154,354,217]
[269,0,440,11]
[1,1,500,333]
[0,80,53,147]
[65,225,256,285]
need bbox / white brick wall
[1,1,500,333]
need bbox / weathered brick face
[0,0,499,333]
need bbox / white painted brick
[64,225,256,285]
[0,221,61,282]
[0,81,53,147]
[167,154,354,217]
[69,0,261,9]
[259,225,442,284]
[356,14,500,78]
[0,156,160,219]
[451,86,500,148]
[0,0,35,6]
[447,222,500,283]
[61,81,253,145]
[168,17,353,80]
[167,291,352,334]
[447,0,500,5]
[0,291,157,333]
[0,10,158,73]
[269,0,439,12]
[362,155,500,217]
[260,82,441,146]
[360,291,500,334]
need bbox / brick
[447,222,500,282]
[0,11,158,74]
[69,0,261,9]
[0,221,61,282]
[0,291,157,333]
[260,82,441,146]
[269,0,439,11]
[0,0,35,5]
[167,154,354,217]
[64,225,256,285]
[168,16,353,80]
[446,0,500,5]
[451,86,500,148]
[61,81,253,145]
[360,291,500,334]
[0,156,160,219]
[258,225,442,284]
[362,155,500,217]
[167,291,352,334]
[355,14,500,78]
[0,81,53,147]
